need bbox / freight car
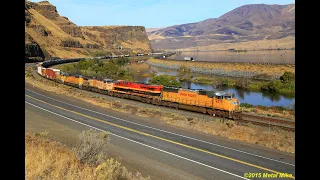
[45,68,60,80]
[36,60,242,120]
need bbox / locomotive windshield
[224,95,232,100]
[214,91,233,100]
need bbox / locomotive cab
[213,91,240,112]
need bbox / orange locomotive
[81,77,115,94]
[111,80,163,104]
[161,87,241,119]
[38,63,242,120]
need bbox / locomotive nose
[232,100,240,111]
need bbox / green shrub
[177,65,192,81]
[73,129,109,166]
[234,78,250,90]
[60,59,133,80]
[280,72,295,82]
[240,103,254,108]
[214,78,234,87]
[112,57,130,67]
[274,106,287,111]
[192,77,213,84]
[261,80,283,93]
[248,83,261,91]
[149,75,181,87]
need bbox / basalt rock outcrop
[25,0,152,61]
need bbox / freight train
[36,59,242,120]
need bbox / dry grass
[241,106,295,120]
[176,36,295,51]
[26,9,91,58]
[26,1,152,59]
[25,68,294,154]
[25,131,149,180]
[148,58,294,77]
[145,28,165,33]
[169,120,294,153]
[148,33,167,40]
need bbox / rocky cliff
[25,0,152,61]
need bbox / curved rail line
[35,58,295,131]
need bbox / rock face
[82,26,152,54]
[25,0,152,60]
[148,4,295,50]
[25,33,46,62]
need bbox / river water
[171,50,295,64]
[127,63,295,107]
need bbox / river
[171,50,295,64]
[127,63,295,107]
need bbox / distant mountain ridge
[148,4,295,50]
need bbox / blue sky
[30,0,295,28]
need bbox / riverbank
[146,58,294,80]
[146,58,295,96]
[190,75,294,96]
[240,103,294,120]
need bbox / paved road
[25,83,295,180]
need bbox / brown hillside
[148,4,295,50]
[25,1,152,61]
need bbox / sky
[30,0,295,28]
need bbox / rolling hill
[147,4,295,50]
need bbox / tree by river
[59,59,133,81]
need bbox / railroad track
[35,59,296,132]
[33,69,296,132]
[240,113,295,131]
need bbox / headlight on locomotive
[231,100,240,111]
